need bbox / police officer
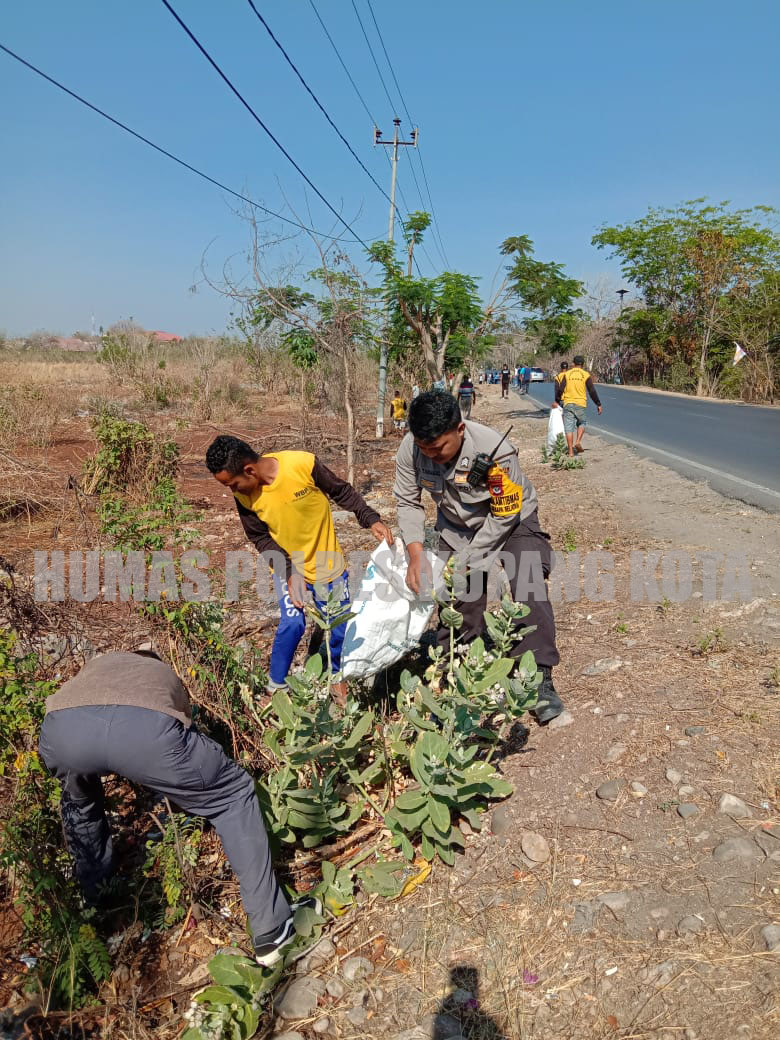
[39,648,319,965]
[393,390,564,723]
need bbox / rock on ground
[718,793,752,819]
[491,804,511,835]
[761,923,780,951]
[596,779,624,800]
[326,977,346,998]
[583,657,624,675]
[275,976,326,1020]
[597,891,631,914]
[342,955,374,983]
[677,915,705,936]
[521,831,550,863]
[547,709,574,730]
[712,837,763,864]
[677,802,700,819]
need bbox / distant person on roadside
[457,374,477,419]
[522,365,531,395]
[478,371,484,386]
[390,389,408,433]
[411,384,420,401]
[500,365,511,398]
[205,435,393,701]
[553,354,602,456]
[39,649,321,966]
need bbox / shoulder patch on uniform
[487,464,523,518]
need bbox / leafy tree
[500,235,585,354]
[369,213,488,383]
[715,269,780,402]
[593,200,780,396]
[239,266,376,482]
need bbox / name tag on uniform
[454,472,470,487]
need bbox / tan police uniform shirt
[394,421,538,572]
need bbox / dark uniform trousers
[39,705,290,938]
[436,509,560,669]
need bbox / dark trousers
[436,510,560,668]
[39,705,290,938]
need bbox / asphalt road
[518,382,780,513]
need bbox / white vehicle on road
[529,367,545,382]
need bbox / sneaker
[265,679,289,696]
[530,667,564,725]
[253,895,323,966]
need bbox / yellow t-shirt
[391,396,406,420]
[234,451,344,584]
[560,367,592,408]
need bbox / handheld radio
[466,425,514,487]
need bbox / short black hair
[573,354,585,366]
[205,435,259,475]
[408,391,461,441]
[560,361,569,370]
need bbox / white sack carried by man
[341,538,444,679]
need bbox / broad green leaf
[397,832,415,860]
[461,808,483,831]
[194,984,247,1006]
[420,832,434,861]
[294,904,325,937]
[427,795,451,834]
[304,654,324,678]
[472,658,514,693]
[205,957,246,989]
[437,841,455,866]
[394,790,426,812]
[271,690,296,729]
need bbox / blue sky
[1,0,778,336]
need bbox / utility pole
[373,117,417,438]
[615,289,629,384]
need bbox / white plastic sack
[341,538,443,679]
[546,406,565,451]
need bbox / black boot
[531,666,564,724]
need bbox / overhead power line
[306,0,377,126]
[364,0,452,269]
[159,0,370,249]
[0,41,362,243]
[349,0,396,115]
[305,0,434,278]
[244,0,401,222]
[347,0,433,260]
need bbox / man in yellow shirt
[389,390,407,433]
[554,360,569,388]
[553,354,602,456]
[206,435,392,696]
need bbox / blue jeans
[269,571,350,685]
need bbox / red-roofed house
[150,331,183,343]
